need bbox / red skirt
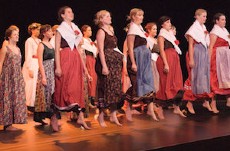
[86,55,97,97]
[54,47,84,110]
[156,48,183,100]
[183,52,196,101]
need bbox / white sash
[210,24,230,46]
[57,21,83,50]
[127,22,147,39]
[185,20,210,49]
[81,38,97,57]
[158,28,182,55]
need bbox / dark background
[0,0,230,80]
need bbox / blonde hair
[195,9,207,17]
[127,8,144,21]
[94,10,110,27]
[28,22,41,35]
[171,25,176,30]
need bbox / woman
[209,13,230,112]
[0,25,27,131]
[95,10,124,127]
[156,16,185,118]
[184,9,213,114]
[54,6,91,130]
[126,8,157,121]
[122,24,141,117]
[145,22,160,93]
[34,24,59,131]
[22,22,41,112]
[81,25,98,108]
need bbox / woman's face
[133,11,144,24]
[10,30,19,42]
[162,20,171,31]
[216,15,226,28]
[84,27,92,38]
[32,27,40,37]
[44,28,53,39]
[62,7,74,22]
[101,12,112,25]
[148,24,157,37]
[196,12,207,24]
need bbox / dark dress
[0,46,27,126]
[34,43,55,122]
[96,29,123,110]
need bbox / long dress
[82,38,97,98]
[34,43,55,122]
[184,42,213,100]
[156,40,184,104]
[147,36,160,92]
[0,46,27,126]
[121,39,131,93]
[210,37,230,95]
[22,37,40,108]
[54,38,85,111]
[184,20,213,100]
[95,29,123,110]
[151,44,160,92]
[126,35,155,103]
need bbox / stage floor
[0,102,230,151]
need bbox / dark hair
[213,13,225,24]
[81,25,90,33]
[58,6,71,22]
[39,24,51,39]
[158,16,171,27]
[5,25,19,40]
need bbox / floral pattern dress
[0,46,27,126]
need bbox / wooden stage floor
[1,101,230,151]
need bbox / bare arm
[77,44,91,80]
[96,29,109,75]
[209,34,217,58]
[158,36,169,73]
[187,35,195,68]
[37,43,47,85]
[0,47,7,75]
[122,39,128,75]
[1,40,8,49]
[127,35,137,72]
[55,31,62,77]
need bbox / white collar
[127,22,147,39]
[210,24,230,46]
[158,28,182,55]
[57,21,83,50]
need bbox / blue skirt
[134,45,155,96]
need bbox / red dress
[54,38,84,110]
[210,37,230,95]
[156,40,183,100]
[85,52,97,97]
